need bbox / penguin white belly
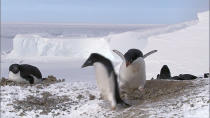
[94,63,115,100]
[8,71,29,83]
[119,58,146,90]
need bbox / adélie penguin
[113,49,157,93]
[81,53,130,110]
[9,64,43,84]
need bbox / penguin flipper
[143,50,158,59]
[113,49,126,62]
[20,71,34,84]
[24,75,34,84]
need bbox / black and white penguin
[81,53,130,110]
[204,73,209,78]
[171,74,197,80]
[157,65,171,79]
[9,64,43,84]
[113,49,157,92]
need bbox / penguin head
[9,64,20,74]
[124,49,143,67]
[160,65,170,74]
[82,53,103,68]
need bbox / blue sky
[2,0,209,24]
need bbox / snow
[1,10,209,117]
[3,19,195,62]
[1,78,208,118]
[7,34,114,60]
[144,11,209,79]
[108,20,196,53]
[148,78,209,118]
[1,18,197,80]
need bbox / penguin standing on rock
[113,49,157,93]
[9,64,43,84]
[81,53,130,110]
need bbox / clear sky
[1,0,209,24]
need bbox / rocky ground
[0,76,209,118]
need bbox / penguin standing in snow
[157,65,171,79]
[9,64,43,84]
[81,53,130,110]
[113,49,157,93]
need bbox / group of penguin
[8,48,157,110]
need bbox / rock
[204,73,209,78]
[89,94,96,100]
[76,94,84,100]
[19,112,26,116]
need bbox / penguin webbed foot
[111,106,116,110]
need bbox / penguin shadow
[98,100,131,111]
[97,94,131,111]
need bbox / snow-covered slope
[144,11,209,78]
[1,77,209,118]
[108,21,196,53]
[4,20,195,62]
[7,35,114,60]
[1,11,209,118]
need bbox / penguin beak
[81,63,88,68]
[81,60,91,68]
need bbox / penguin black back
[19,64,42,79]
[82,53,114,76]
[9,64,42,84]
[159,65,171,79]
[113,73,130,107]
[82,53,130,107]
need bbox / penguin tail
[118,99,131,108]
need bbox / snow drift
[144,11,209,78]
[3,11,208,80]
[7,35,114,60]
[5,20,196,61]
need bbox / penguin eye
[12,67,19,73]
